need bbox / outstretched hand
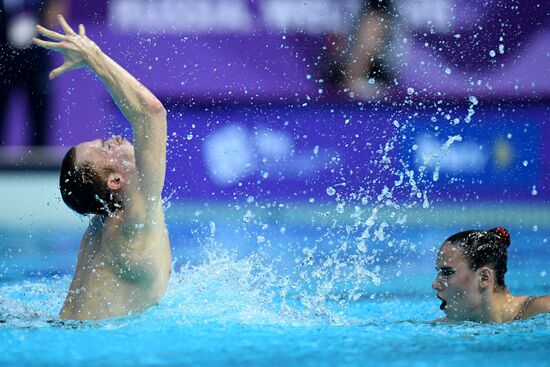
[33,15,98,80]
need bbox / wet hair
[444,227,511,289]
[59,147,123,215]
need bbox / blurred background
[0,0,549,279]
[2,4,550,364]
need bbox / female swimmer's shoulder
[431,317,451,323]
[524,295,550,319]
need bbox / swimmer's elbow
[146,98,166,117]
[135,95,165,118]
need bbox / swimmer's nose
[432,277,443,290]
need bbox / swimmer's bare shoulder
[523,294,550,319]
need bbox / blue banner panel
[153,102,549,203]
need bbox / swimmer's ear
[478,267,493,289]
[107,173,125,191]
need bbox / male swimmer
[33,16,171,320]
[433,227,550,323]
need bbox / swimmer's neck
[90,210,124,226]
[478,290,523,323]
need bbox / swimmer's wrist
[83,43,106,71]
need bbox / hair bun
[489,227,511,247]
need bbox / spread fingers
[57,14,76,35]
[36,25,65,41]
[33,37,61,50]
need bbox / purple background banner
[3,0,550,203]
[7,0,550,144]
[159,103,550,202]
[5,0,550,146]
[74,0,549,100]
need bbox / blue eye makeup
[437,268,456,277]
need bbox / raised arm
[33,16,167,217]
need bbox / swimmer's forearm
[85,46,167,200]
[85,48,166,124]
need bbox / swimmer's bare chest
[60,214,171,321]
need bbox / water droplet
[422,192,429,209]
[523,160,529,167]
[407,87,415,95]
[444,68,451,75]
[326,186,336,196]
[489,50,496,57]
[243,210,254,222]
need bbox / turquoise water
[1,207,550,366]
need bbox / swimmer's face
[75,136,136,178]
[432,243,482,321]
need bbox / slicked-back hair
[59,147,123,215]
[444,228,511,289]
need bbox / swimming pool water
[1,206,550,366]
